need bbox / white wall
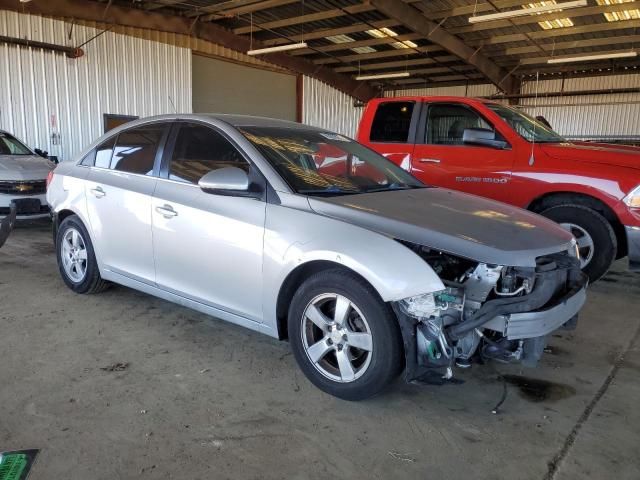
[0,11,192,161]
[302,76,363,138]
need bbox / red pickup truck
[357,96,640,282]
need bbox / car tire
[288,268,404,401]
[540,204,616,283]
[56,215,109,294]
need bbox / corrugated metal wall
[0,11,191,161]
[385,74,640,140]
[302,76,363,137]
[519,74,640,140]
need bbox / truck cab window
[370,102,414,143]
[426,104,495,145]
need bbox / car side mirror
[462,128,508,149]
[34,148,49,159]
[198,167,254,196]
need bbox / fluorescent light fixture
[355,72,410,81]
[247,42,307,55]
[547,51,637,63]
[468,0,587,23]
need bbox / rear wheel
[540,204,616,283]
[56,215,108,294]
[288,269,403,401]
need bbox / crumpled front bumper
[626,226,640,271]
[482,280,587,340]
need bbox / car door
[151,122,266,322]
[366,100,418,170]
[85,122,169,284]
[411,102,515,203]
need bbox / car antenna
[168,95,177,113]
[529,71,539,166]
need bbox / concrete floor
[1,221,639,480]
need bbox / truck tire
[540,204,616,283]
[288,268,404,401]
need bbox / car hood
[0,154,55,181]
[540,142,640,170]
[308,188,575,267]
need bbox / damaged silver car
[47,115,587,400]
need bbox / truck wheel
[288,269,404,401]
[540,204,616,283]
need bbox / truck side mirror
[462,128,508,150]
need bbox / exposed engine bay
[393,241,587,383]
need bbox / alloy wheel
[301,293,373,383]
[61,227,88,282]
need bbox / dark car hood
[540,142,640,170]
[308,188,575,267]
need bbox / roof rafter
[370,0,518,93]
[233,4,375,35]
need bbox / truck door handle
[418,158,441,164]
[155,204,178,218]
[90,186,106,198]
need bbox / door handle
[155,204,178,218]
[418,158,441,164]
[90,186,106,198]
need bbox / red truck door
[411,102,515,204]
[362,100,418,170]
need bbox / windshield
[0,132,32,155]
[239,126,425,196]
[487,104,566,143]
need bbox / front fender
[262,202,445,330]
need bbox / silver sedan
[47,115,587,400]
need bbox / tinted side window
[169,124,249,184]
[110,124,166,175]
[94,137,116,169]
[370,102,414,143]
[426,104,493,145]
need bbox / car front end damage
[392,243,588,383]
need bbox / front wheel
[540,204,617,283]
[288,269,404,401]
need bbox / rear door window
[370,102,415,143]
[110,124,167,175]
